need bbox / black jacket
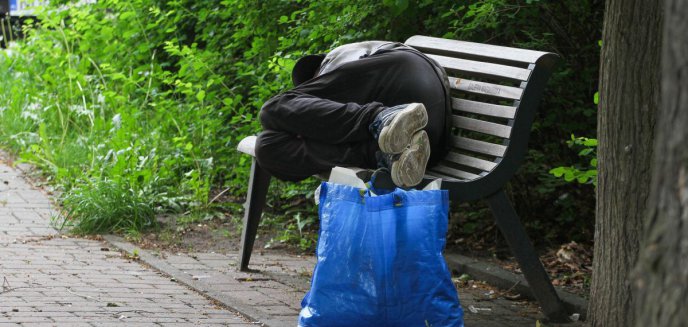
[316,41,453,162]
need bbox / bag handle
[392,189,406,207]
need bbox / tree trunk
[633,1,688,325]
[589,0,662,326]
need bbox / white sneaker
[389,131,431,187]
[375,103,428,154]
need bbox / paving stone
[255,305,299,316]
[0,160,255,326]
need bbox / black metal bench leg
[486,189,569,322]
[238,158,272,272]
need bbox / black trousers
[255,49,448,182]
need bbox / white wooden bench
[236,35,568,320]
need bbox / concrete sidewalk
[0,161,253,326]
[1,158,584,327]
[106,237,565,327]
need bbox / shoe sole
[378,103,428,154]
[391,130,430,187]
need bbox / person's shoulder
[330,41,390,52]
[372,41,411,52]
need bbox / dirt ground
[131,212,293,255]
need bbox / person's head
[292,54,325,86]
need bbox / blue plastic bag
[299,182,464,327]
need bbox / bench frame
[236,35,568,321]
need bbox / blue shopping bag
[299,182,464,327]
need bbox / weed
[58,179,157,234]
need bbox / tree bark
[589,0,662,326]
[633,1,688,325]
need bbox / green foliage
[60,178,157,234]
[1,0,230,232]
[549,91,599,186]
[272,211,318,252]
[0,0,602,245]
[550,136,598,185]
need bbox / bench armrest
[237,135,257,157]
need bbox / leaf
[296,213,308,233]
[110,72,126,80]
[549,167,566,177]
[564,171,576,182]
[196,90,206,102]
[119,11,136,20]
[578,148,593,156]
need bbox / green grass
[59,179,157,234]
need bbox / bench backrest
[405,36,558,201]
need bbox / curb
[103,235,288,327]
[445,253,588,320]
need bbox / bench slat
[444,152,497,172]
[453,116,512,138]
[451,135,507,157]
[427,54,531,81]
[452,97,517,119]
[406,35,549,64]
[449,77,523,101]
[430,165,480,180]
[425,171,461,181]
